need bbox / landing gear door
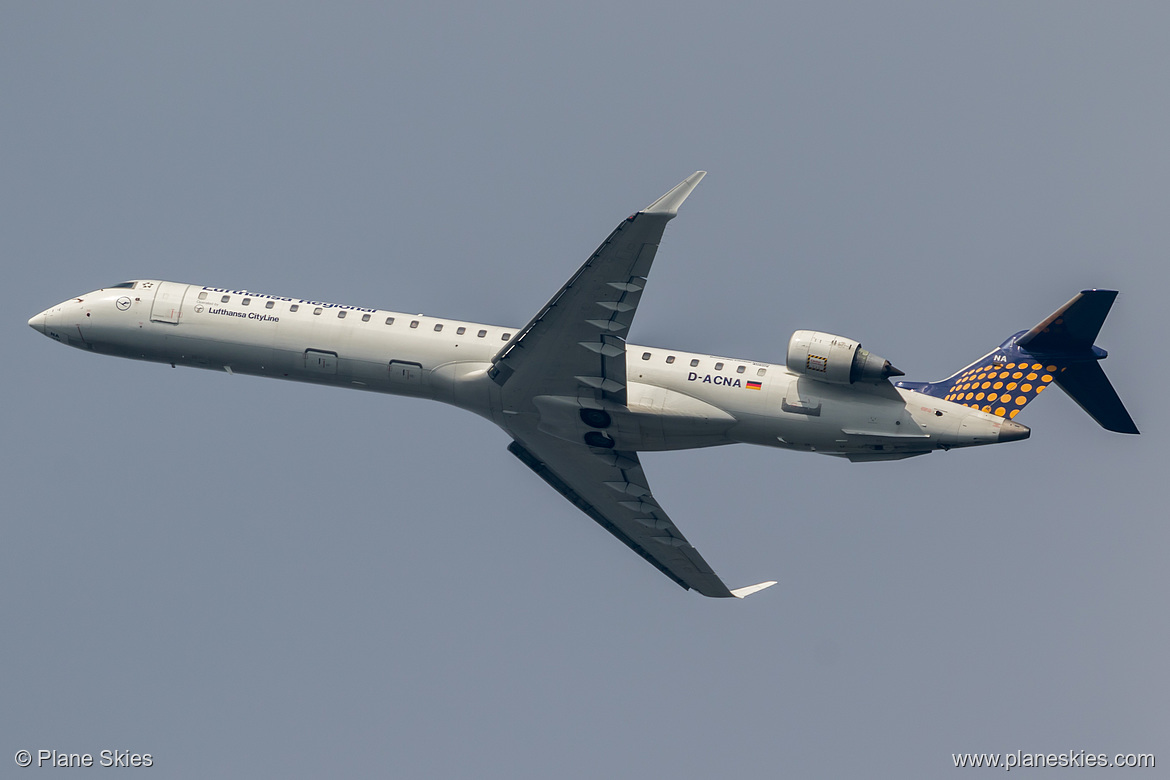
[150,282,188,324]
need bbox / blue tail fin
[897,290,1139,433]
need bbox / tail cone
[998,420,1031,442]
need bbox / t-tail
[897,290,1139,434]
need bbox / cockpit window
[109,282,136,289]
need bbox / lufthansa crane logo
[115,296,132,311]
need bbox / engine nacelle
[786,330,903,385]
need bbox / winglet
[730,580,777,599]
[643,171,707,217]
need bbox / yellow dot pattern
[940,359,1054,416]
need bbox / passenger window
[290,304,299,312]
[242,298,251,306]
[221,295,230,303]
[385,317,395,325]
[361,313,371,322]
[642,352,651,360]
[501,333,511,340]
[456,327,466,335]
[338,311,346,319]
[410,320,419,329]
[714,362,723,371]
[736,365,745,374]
[197,291,208,301]
[757,368,767,376]
[313,307,323,315]
[666,356,675,364]
[434,324,443,332]
[265,301,275,309]
[690,359,700,367]
[477,330,487,338]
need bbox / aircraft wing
[488,171,707,406]
[491,172,774,598]
[508,436,774,599]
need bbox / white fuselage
[29,281,1026,458]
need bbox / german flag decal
[746,381,763,390]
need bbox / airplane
[28,171,1139,599]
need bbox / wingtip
[730,580,777,599]
[642,171,707,216]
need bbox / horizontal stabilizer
[730,581,777,599]
[1054,361,1140,434]
[1017,290,1117,352]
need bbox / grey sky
[4,3,1166,777]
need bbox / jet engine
[786,330,904,385]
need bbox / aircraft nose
[28,312,46,335]
[998,419,1031,442]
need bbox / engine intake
[786,330,903,385]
